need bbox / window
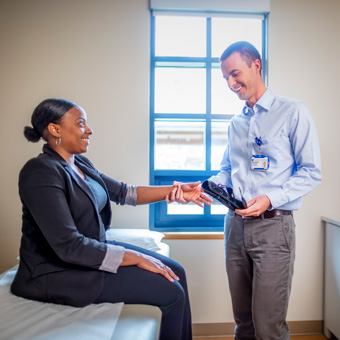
[150,12,268,232]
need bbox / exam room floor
[194,335,330,340]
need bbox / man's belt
[240,209,292,220]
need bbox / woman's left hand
[165,181,213,207]
[121,249,179,282]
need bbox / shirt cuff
[99,244,125,273]
[266,188,289,209]
[125,185,137,206]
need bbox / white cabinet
[322,217,340,339]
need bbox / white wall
[1,0,339,324]
[268,0,340,320]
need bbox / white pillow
[105,229,165,252]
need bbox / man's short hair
[220,41,262,71]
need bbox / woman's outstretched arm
[136,181,213,207]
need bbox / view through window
[150,13,267,231]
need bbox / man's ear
[47,123,60,138]
[253,59,262,73]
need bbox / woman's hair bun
[25,98,76,143]
[24,126,41,143]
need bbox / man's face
[220,52,260,106]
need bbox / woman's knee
[159,280,186,313]
[164,259,187,282]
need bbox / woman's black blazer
[11,144,129,307]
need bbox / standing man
[210,41,322,340]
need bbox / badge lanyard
[251,137,270,171]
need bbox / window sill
[163,232,223,240]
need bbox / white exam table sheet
[0,268,123,340]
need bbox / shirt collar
[256,88,274,111]
[242,88,275,116]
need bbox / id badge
[251,155,270,171]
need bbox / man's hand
[235,194,271,217]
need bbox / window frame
[149,12,268,232]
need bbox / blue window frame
[150,12,268,232]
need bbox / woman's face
[56,106,93,156]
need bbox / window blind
[149,0,270,14]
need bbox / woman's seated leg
[95,241,192,340]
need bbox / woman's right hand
[166,181,213,207]
[120,249,179,282]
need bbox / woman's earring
[56,137,61,145]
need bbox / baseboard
[288,321,324,335]
[192,320,323,337]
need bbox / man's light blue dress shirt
[210,89,322,210]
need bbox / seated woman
[11,98,212,340]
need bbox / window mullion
[262,13,269,86]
